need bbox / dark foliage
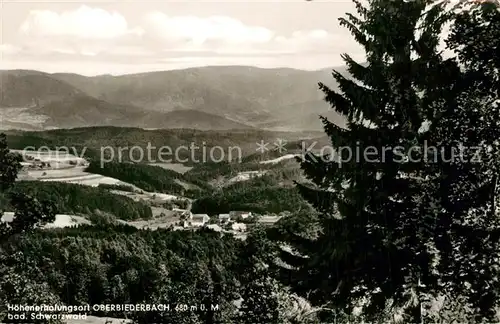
[0,224,283,323]
[86,161,187,195]
[277,0,500,322]
[191,176,311,215]
[1,181,152,221]
[98,183,136,192]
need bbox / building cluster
[176,210,253,228]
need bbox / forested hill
[3,127,328,163]
[0,66,347,131]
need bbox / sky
[0,0,366,75]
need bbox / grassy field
[2,212,91,228]
[13,149,142,188]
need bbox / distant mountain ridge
[0,70,83,107]
[0,66,346,131]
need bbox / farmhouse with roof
[189,214,210,227]
[229,211,252,219]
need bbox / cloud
[141,11,337,54]
[4,5,363,74]
[143,12,275,46]
[12,6,342,57]
[19,5,143,39]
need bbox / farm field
[110,189,180,202]
[119,210,180,230]
[259,154,299,164]
[24,166,87,179]
[13,150,186,199]
[41,172,127,187]
[1,212,91,228]
[12,149,86,161]
[226,170,268,184]
[12,149,141,188]
[20,167,135,188]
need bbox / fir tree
[237,226,282,323]
[438,1,500,321]
[277,0,500,322]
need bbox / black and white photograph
[0,0,499,322]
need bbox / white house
[218,213,231,224]
[229,211,252,219]
[190,214,210,227]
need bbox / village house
[218,213,231,224]
[189,214,210,227]
[229,211,252,219]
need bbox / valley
[2,137,303,234]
